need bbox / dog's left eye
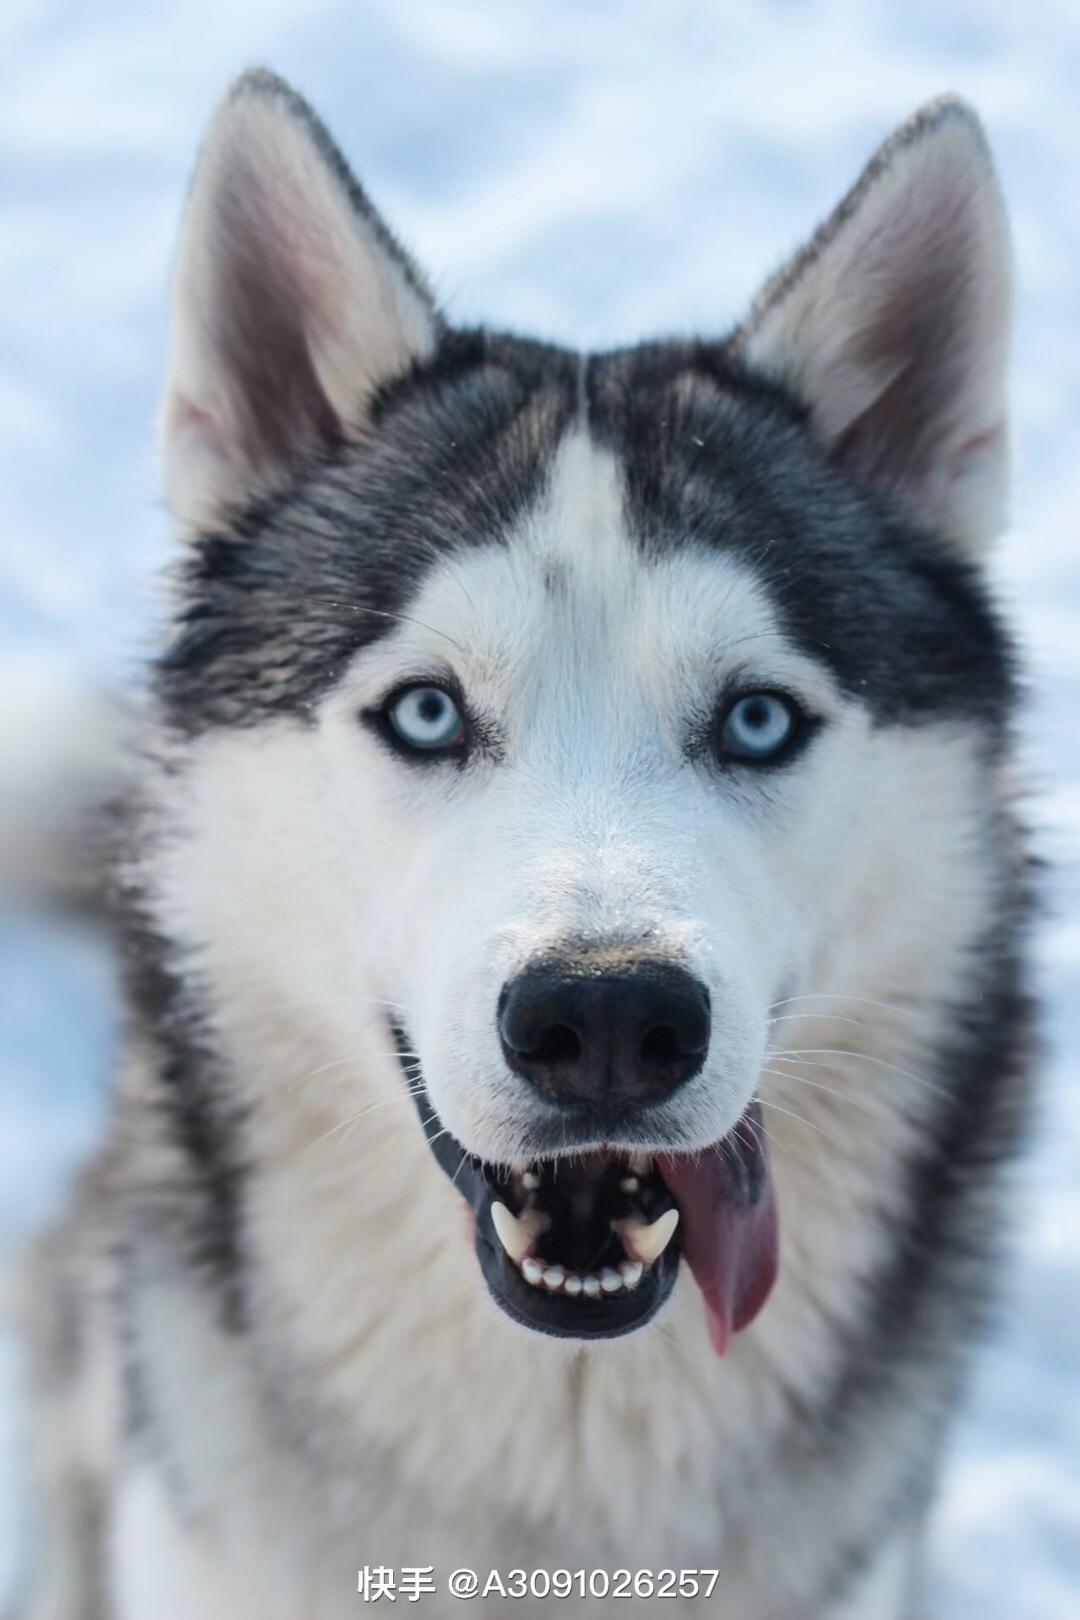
[716,692,801,763]
[384,685,466,754]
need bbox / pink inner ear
[168,393,226,446]
[739,105,1010,551]
[952,424,1004,467]
[161,76,438,531]
[163,389,247,499]
[206,162,345,473]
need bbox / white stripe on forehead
[341,428,841,719]
[526,427,627,575]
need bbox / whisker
[302,1085,428,1154]
[768,992,930,1022]
[757,1096,846,1150]
[744,1114,825,1176]
[364,996,410,1016]
[767,1047,950,1101]
[306,600,469,658]
[739,1112,767,1157]
[285,1051,421,1095]
[759,1066,882,1118]
[448,1144,473,1190]
[767,1012,871,1032]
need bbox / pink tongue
[656,1103,779,1356]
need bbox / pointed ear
[160,70,439,532]
[734,98,1012,556]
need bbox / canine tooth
[600,1268,623,1293]
[543,1265,565,1290]
[628,1152,652,1175]
[491,1200,533,1264]
[564,1273,583,1296]
[521,1170,540,1190]
[619,1260,643,1289]
[522,1257,544,1286]
[582,1274,601,1298]
[616,1207,680,1266]
[619,1176,640,1194]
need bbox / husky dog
[8,72,1033,1620]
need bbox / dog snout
[497,954,711,1110]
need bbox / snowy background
[1,2,1078,1612]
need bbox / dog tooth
[619,1260,643,1289]
[563,1273,583,1296]
[522,1257,544,1286]
[615,1207,680,1266]
[600,1268,623,1293]
[491,1200,534,1264]
[582,1274,602,1298]
[543,1265,565,1291]
[619,1176,640,1194]
[521,1171,540,1190]
[627,1152,652,1175]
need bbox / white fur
[126,427,1004,1617]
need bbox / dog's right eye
[382,684,467,756]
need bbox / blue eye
[718,692,801,763]
[385,685,466,754]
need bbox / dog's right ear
[160,70,439,533]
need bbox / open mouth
[401,1039,779,1351]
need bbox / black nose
[498,956,711,1109]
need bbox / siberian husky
[7,71,1034,1620]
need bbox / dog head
[151,73,1014,1349]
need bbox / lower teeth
[494,1159,676,1299]
[517,1254,644,1296]
[518,1257,637,1296]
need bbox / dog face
[151,74,1014,1346]
[328,438,834,1165]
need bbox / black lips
[397,1031,681,1340]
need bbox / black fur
[157,332,577,734]
[116,884,248,1328]
[158,329,1016,741]
[585,340,1017,728]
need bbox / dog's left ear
[160,70,439,532]
[735,98,1012,556]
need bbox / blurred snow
[1,2,1078,1611]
